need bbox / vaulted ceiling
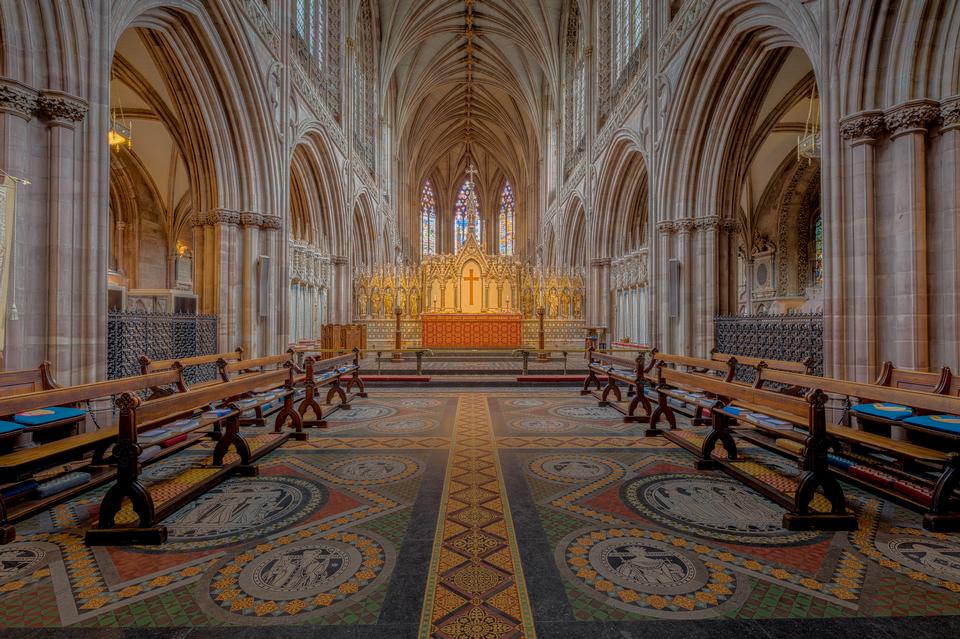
[380,0,566,228]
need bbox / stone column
[839,111,885,381]
[941,99,960,369]
[330,256,349,323]
[0,79,39,370]
[261,215,282,353]
[197,209,241,351]
[676,218,696,354]
[696,216,720,355]
[240,212,262,357]
[38,91,89,384]
[656,221,675,352]
[883,101,939,371]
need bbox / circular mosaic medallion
[548,404,620,420]
[558,527,745,618]
[530,455,619,483]
[880,537,960,582]
[141,477,324,551]
[506,398,546,408]
[622,474,819,544]
[327,405,397,422]
[0,544,55,584]
[202,530,393,623]
[512,418,575,433]
[326,455,420,485]
[369,417,438,434]
[397,398,442,408]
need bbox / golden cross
[464,268,480,305]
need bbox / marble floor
[1,389,959,638]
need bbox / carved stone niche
[751,249,776,301]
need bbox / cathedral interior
[0,1,959,637]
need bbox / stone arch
[351,191,377,268]
[289,129,346,255]
[561,196,587,270]
[592,134,649,259]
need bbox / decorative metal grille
[713,312,823,379]
[107,312,219,384]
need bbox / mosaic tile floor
[1,390,960,639]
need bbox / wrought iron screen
[107,312,219,383]
[713,313,823,380]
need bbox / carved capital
[839,110,886,140]
[656,220,676,234]
[260,214,282,230]
[941,96,960,129]
[195,208,241,226]
[718,217,738,232]
[0,78,38,120]
[37,90,88,125]
[884,100,940,136]
[675,218,696,234]
[240,212,264,227]
[695,215,721,232]
[331,255,348,265]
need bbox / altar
[421,312,522,348]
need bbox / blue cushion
[36,471,91,498]
[903,414,960,436]
[722,406,744,416]
[13,406,85,426]
[851,402,913,421]
[827,453,855,470]
[0,420,24,435]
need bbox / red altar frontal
[421,312,523,348]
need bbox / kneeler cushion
[36,471,92,498]
[848,464,896,488]
[13,406,86,426]
[775,438,805,455]
[827,454,854,470]
[851,403,912,421]
[161,433,189,448]
[892,479,933,506]
[903,414,960,436]
[1,480,38,500]
[138,445,163,463]
[0,421,24,435]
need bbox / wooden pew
[644,353,736,429]
[845,362,953,438]
[710,350,814,383]
[0,368,189,543]
[0,362,87,444]
[85,368,293,545]
[581,348,648,423]
[139,348,243,392]
[652,366,856,531]
[751,367,960,531]
[216,354,304,436]
[293,350,366,428]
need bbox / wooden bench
[217,354,305,435]
[581,348,648,423]
[85,368,293,545]
[749,367,960,531]
[139,348,243,392]
[0,362,87,444]
[844,362,955,438]
[651,366,856,531]
[644,353,736,430]
[294,350,366,428]
[710,350,814,384]
[0,367,190,543]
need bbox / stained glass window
[353,0,375,173]
[813,214,823,286]
[498,182,515,256]
[292,0,340,116]
[612,0,646,83]
[420,180,437,256]
[294,0,327,69]
[454,179,481,252]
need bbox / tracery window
[420,179,437,256]
[454,180,481,252]
[292,0,341,117]
[497,182,515,256]
[564,3,585,174]
[812,214,823,287]
[353,0,376,173]
[612,0,646,85]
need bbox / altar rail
[357,318,585,348]
[107,312,219,383]
[713,312,823,378]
